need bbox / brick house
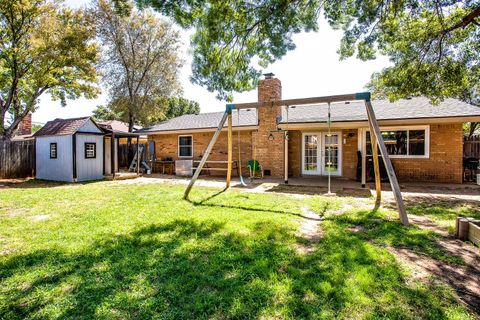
[138,75,480,184]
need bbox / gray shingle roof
[137,110,258,133]
[282,97,480,123]
[137,97,480,133]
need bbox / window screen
[366,129,426,157]
[178,136,193,157]
[50,143,57,159]
[85,143,96,159]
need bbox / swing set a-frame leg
[184,110,230,199]
[365,100,409,226]
[367,113,382,209]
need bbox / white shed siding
[35,135,73,182]
[78,119,103,133]
[76,134,104,181]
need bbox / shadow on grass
[0,179,101,189]
[404,197,480,221]
[1,216,472,319]
[264,184,372,198]
[187,197,321,221]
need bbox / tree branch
[440,7,480,35]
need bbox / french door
[302,132,342,176]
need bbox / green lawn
[0,181,475,319]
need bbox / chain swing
[327,102,332,195]
[237,109,247,186]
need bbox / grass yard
[0,180,477,319]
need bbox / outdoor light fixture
[268,133,274,141]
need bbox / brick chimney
[17,112,32,136]
[252,73,284,177]
[257,72,282,102]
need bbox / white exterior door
[322,132,341,176]
[302,132,342,176]
[302,134,321,174]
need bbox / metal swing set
[183,92,409,226]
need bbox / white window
[85,142,96,159]
[366,126,429,158]
[178,135,193,157]
[50,143,57,159]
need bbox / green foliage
[132,0,320,100]
[94,0,182,132]
[0,182,475,319]
[91,96,199,126]
[91,104,123,122]
[164,96,200,119]
[0,0,99,139]
[121,0,479,104]
[328,2,480,102]
[31,124,43,134]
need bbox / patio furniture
[192,160,240,176]
[247,160,263,179]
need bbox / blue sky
[33,0,391,124]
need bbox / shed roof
[33,117,98,137]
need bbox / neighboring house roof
[282,97,480,123]
[33,117,102,137]
[137,110,258,133]
[11,134,34,141]
[97,120,141,133]
[136,97,480,134]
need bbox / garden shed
[34,117,105,182]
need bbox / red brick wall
[149,131,253,176]
[287,124,463,183]
[16,112,32,136]
[391,123,463,183]
[252,77,285,177]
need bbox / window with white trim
[366,127,429,158]
[178,136,193,157]
[85,142,96,159]
[50,143,57,159]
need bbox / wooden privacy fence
[118,143,146,168]
[464,135,480,158]
[0,140,35,179]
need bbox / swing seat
[247,160,264,179]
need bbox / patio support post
[361,129,367,187]
[136,136,140,175]
[111,133,115,180]
[184,110,230,199]
[365,100,409,225]
[226,110,233,188]
[284,131,288,184]
[366,113,382,208]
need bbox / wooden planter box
[468,221,480,247]
[456,217,480,247]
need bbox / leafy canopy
[0,0,99,139]
[94,0,182,131]
[92,96,200,126]
[122,0,479,102]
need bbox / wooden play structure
[183,92,409,226]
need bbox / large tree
[92,96,199,126]
[94,0,182,132]
[0,0,99,139]
[116,0,478,103]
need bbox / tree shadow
[1,215,471,319]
